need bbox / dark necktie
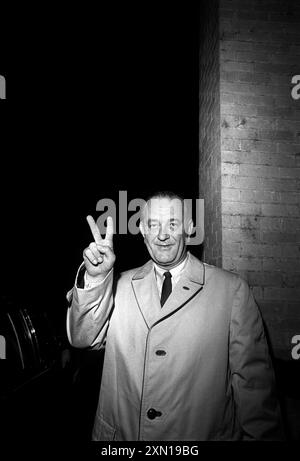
[160,271,172,307]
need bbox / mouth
[156,244,173,249]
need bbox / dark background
[1,3,201,322]
[0,3,202,447]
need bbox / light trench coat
[67,252,283,441]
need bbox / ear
[185,218,194,243]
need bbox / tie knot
[163,271,172,279]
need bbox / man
[67,191,284,441]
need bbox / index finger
[86,215,103,244]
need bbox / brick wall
[199,0,222,267]
[199,0,300,358]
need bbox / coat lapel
[131,260,161,329]
[154,253,205,322]
[131,253,205,328]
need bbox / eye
[148,222,159,229]
[169,222,178,230]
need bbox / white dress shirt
[153,254,188,298]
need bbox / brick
[237,94,274,106]
[223,201,261,216]
[259,217,283,231]
[240,243,282,258]
[221,61,254,72]
[221,150,296,167]
[220,40,254,52]
[270,74,293,86]
[237,11,269,21]
[254,62,294,74]
[264,287,300,301]
[221,70,271,85]
[279,167,300,178]
[283,274,300,287]
[240,139,277,152]
[259,302,287,320]
[222,214,241,228]
[223,257,263,271]
[221,103,258,117]
[280,244,300,258]
[277,142,300,155]
[238,71,270,84]
[235,51,270,63]
[220,139,242,151]
[220,50,237,61]
[223,227,260,243]
[239,164,281,178]
[263,258,300,271]
[280,192,300,203]
[259,130,295,141]
[240,215,260,229]
[261,204,300,217]
[269,53,300,65]
[262,232,300,244]
[240,190,281,203]
[221,93,237,104]
[255,106,284,118]
[269,13,300,24]
[290,44,300,55]
[223,175,298,191]
[221,115,273,130]
[282,218,300,232]
[275,119,300,132]
[247,271,283,287]
[222,163,240,175]
[222,127,260,140]
[222,187,240,201]
[222,242,241,256]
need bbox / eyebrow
[147,219,158,224]
[147,218,181,224]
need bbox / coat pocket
[93,416,116,441]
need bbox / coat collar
[132,252,205,285]
[131,252,205,328]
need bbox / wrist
[85,270,110,284]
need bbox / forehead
[144,197,183,219]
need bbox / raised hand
[83,215,116,280]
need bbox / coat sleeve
[229,277,285,440]
[66,264,114,349]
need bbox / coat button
[155,350,166,356]
[147,408,162,419]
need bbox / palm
[85,215,115,277]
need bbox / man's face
[140,197,188,269]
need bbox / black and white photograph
[0,0,300,456]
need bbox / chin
[154,253,175,264]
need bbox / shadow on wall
[262,318,300,440]
[273,358,300,441]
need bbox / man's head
[139,191,194,269]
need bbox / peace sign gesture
[83,215,116,279]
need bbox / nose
[157,226,170,241]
